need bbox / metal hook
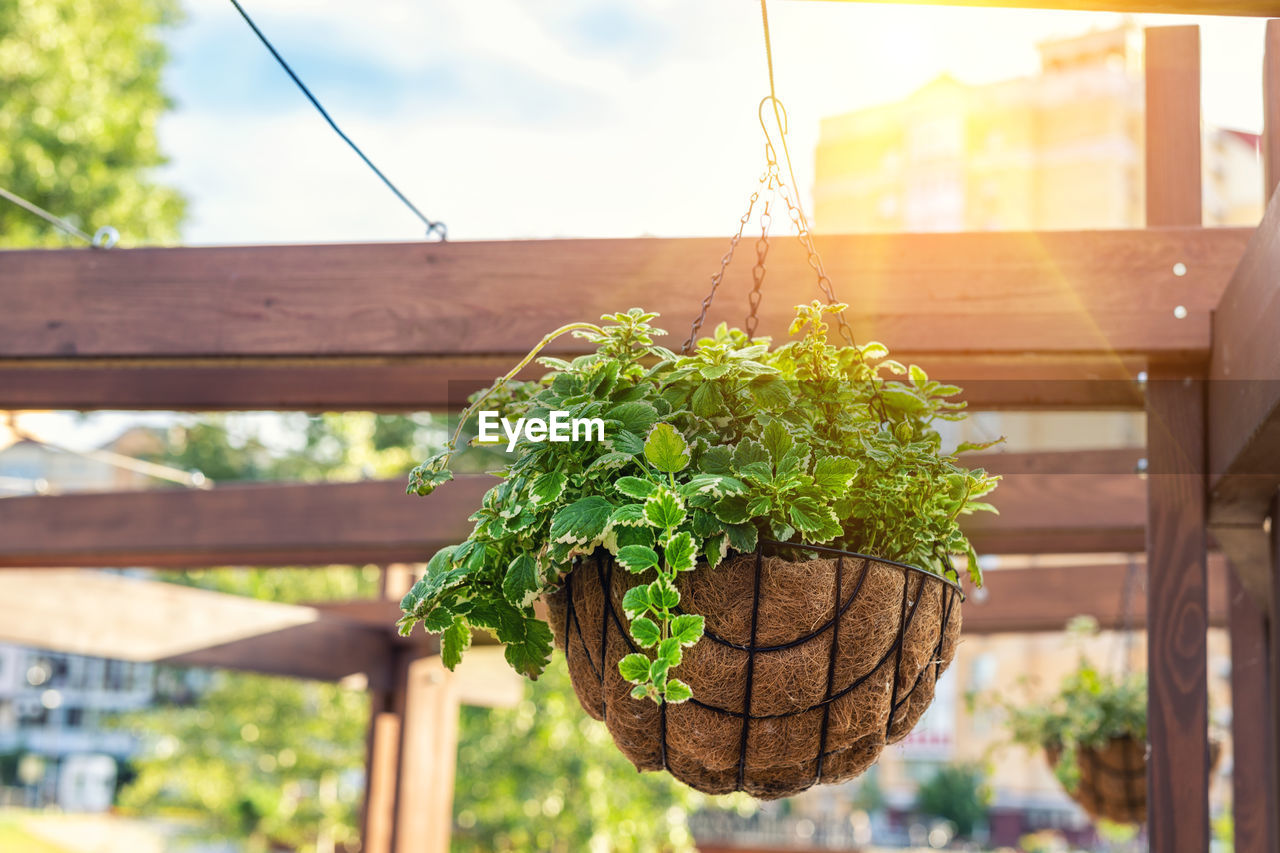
[757,95,789,166]
[91,226,119,249]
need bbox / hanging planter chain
[684,0,855,352]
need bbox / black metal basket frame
[560,538,964,793]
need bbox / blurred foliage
[452,659,709,852]
[1002,619,1146,794]
[119,415,418,851]
[123,413,709,850]
[0,0,185,246]
[913,763,991,839]
[143,413,446,483]
[849,767,885,814]
[119,673,368,853]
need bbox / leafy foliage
[452,661,714,852]
[0,0,185,246]
[913,763,991,839]
[118,669,369,853]
[401,305,998,702]
[1004,658,1147,793]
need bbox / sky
[156,0,1271,245]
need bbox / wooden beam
[809,0,1280,17]
[1145,25,1210,850]
[1266,20,1280,199]
[0,477,490,568]
[963,555,1229,634]
[0,354,1155,412]
[1146,368,1212,850]
[1271,493,1280,853]
[391,652,459,853]
[0,457,1152,569]
[1207,20,1280,622]
[0,568,394,685]
[1227,565,1277,853]
[361,688,402,853]
[300,557,1234,636]
[0,232,1237,357]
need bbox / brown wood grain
[361,700,401,853]
[1145,367,1211,851]
[1145,27,1210,850]
[1227,566,1276,853]
[966,471,1147,555]
[0,459,1152,569]
[1271,493,1280,853]
[1207,20,1280,620]
[1147,27,1204,228]
[968,448,1145,475]
[0,477,489,568]
[1265,20,1280,199]
[392,654,459,853]
[160,619,394,687]
[963,555,1229,634]
[319,557,1231,636]
[0,229,1248,362]
[0,353,1155,411]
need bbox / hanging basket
[1045,736,1147,824]
[1045,736,1220,825]
[547,541,963,799]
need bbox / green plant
[914,763,991,839]
[1004,658,1147,793]
[400,304,998,702]
[452,662,715,852]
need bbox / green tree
[0,0,185,246]
[119,670,370,853]
[914,763,991,839]
[452,662,704,852]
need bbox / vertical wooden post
[360,640,459,853]
[1264,21,1280,202]
[392,651,460,853]
[1271,494,1280,853]
[1230,564,1277,853]
[1230,25,1280,853]
[361,684,403,853]
[1145,25,1210,852]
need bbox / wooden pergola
[2,11,1279,853]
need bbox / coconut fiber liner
[1046,736,1147,824]
[547,541,963,799]
[1046,736,1221,825]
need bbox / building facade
[814,25,1262,234]
[0,436,159,811]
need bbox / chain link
[745,198,773,339]
[683,0,857,354]
[682,175,768,353]
[774,179,855,346]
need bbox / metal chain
[745,198,773,339]
[1113,555,1140,675]
[683,0,858,354]
[774,177,855,346]
[682,174,767,353]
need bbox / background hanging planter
[550,544,961,798]
[1045,736,1147,824]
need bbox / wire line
[0,185,112,246]
[226,0,446,239]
